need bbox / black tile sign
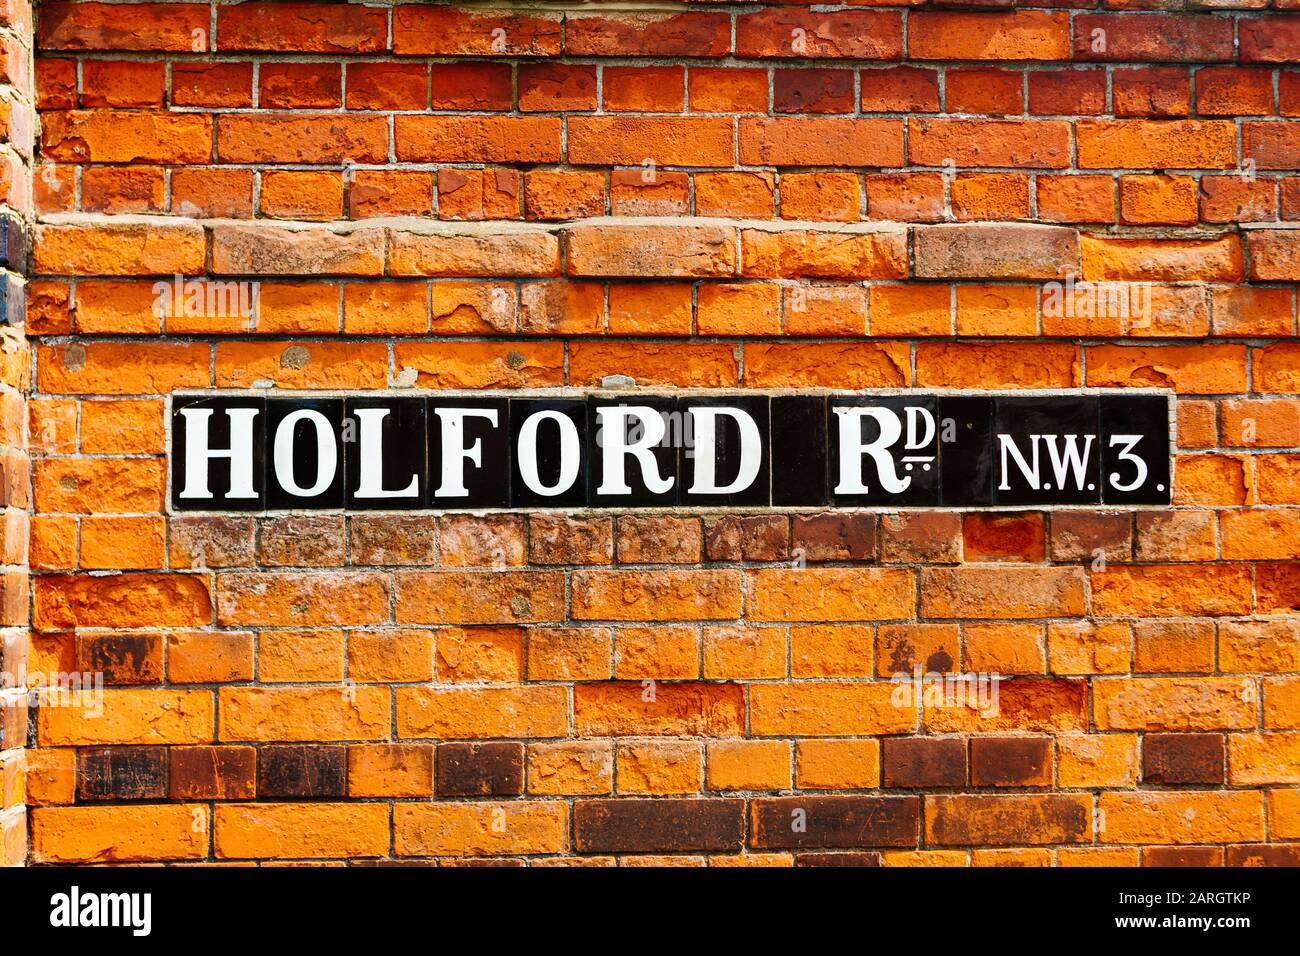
[170,392,1172,511]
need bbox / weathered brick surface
[12,0,1300,867]
[0,0,28,869]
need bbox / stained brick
[77,747,167,801]
[882,738,966,789]
[436,743,524,797]
[750,796,919,849]
[574,798,744,853]
[257,745,346,799]
[1143,734,1225,785]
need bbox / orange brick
[617,740,702,794]
[395,801,567,857]
[568,116,732,167]
[219,686,389,742]
[527,741,612,796]
[398,685,567,739]
[216,572,389,627]
[1094,678,1255,731]
[348,744,434,798]
[743,342,910,389]
[80,399,165,454]
[436,627,523,683]
[795,739,881,789]
[1092,564,1252,617]
[33,805,208,863]
[751,683,913,736]
[216,803,388,860]
[1099,792,1263,845]
[259,630,346,683]
[38,688,213,745]
[780,172,860,222]
[573,570,741,622]
[167,631,254,684]
[36,574,210,630]
[573,682,743,737]
[35,223,205,276]
[259,170,344,220]
[703,626,786,680]
[697,283,780,336]
[348,629,435,683]
[909,11,1069,61]
[707,740,791,792]
[80,515,165,569]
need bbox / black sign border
[167,389,1175,514]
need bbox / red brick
[218,2,386,52]
[567,12,729,57]
[40,2,209,51]
[735,10,902,60]
[1073,14,1234,62]
[393,6,560,56]
[910,12,1069,61]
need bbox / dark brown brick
[616,515,701,563]
[1225,844,1300,867]
[574,798,745,853]
[774,68,855,114]
[435,742,524,797]
[0,451,29,510]
[0,572,26,628]
[970,736,1052,787]
[926,794,1091,846]
[442,858,526,867]
[76,633,163,685]
[750,795,919,849]
[440,514,525,565]
[1050,511,1132,563]
[1142,733,1224,785]
[349,514,439,565]
[167,515,256,569]
[351,860,438,868]
[795,851,882,867]
[792,513,877,562]
[528,515,612,565]
[1143,845,1224,866]
[880,512,961,563]
[882,736,966,788]
[962,512,1046,562]
[258,515,346,566]
[0,630,23,689]
[257,745,346,798]
[704,515,789,562]
[0,693,25,750]
[170,745,256,800]
[78,746,167,800]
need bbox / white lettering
[432,407,498,498]
[178,407,258,499]
[517,410,580,497]
[355,408,419,499]
[833,407,909,495]
[272,409,337,497]
[688,406,762,495]
[595,406,673,496]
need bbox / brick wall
[0,0,29,869]
[18,0,1300,865]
